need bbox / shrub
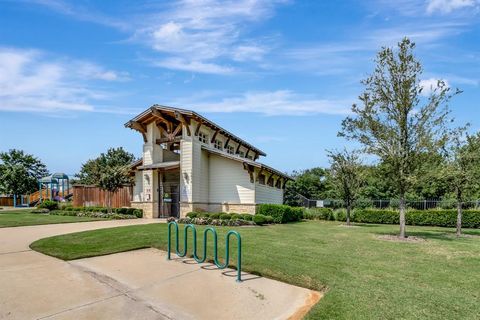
[240,213,253,221]
[220,213,231,220]
[253,214,267,225]
[133,209,143,218]
[350,209,480,228]
[354,209,399,224]
[304,208,333,220]
[264,215,274,224]
[230,213,243,220]
[210,213,221,219]
[38,200,58,210]
[186,212,198,218]
[257,204,302,223]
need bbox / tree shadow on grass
[372,230,468,242]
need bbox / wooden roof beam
[195,121,203,136]
[210,129,220,143]
[224,137,231,149]
[151,108,172,132]
[175,111,191,136]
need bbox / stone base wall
[131,201,159,218]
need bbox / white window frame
[198,132,209,144]
[214,139,223,150]
[226,145,235,155]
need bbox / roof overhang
[137,160,180,171]
[125,105,267,157]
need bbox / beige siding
[180,140,193,203]
[199,149,209,202]
[208,154,255,203]
[133,171,144,202]
[255,183,284,204]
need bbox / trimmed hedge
[304,208,334,220]
[62,206,143,217]
[37,200,58,210]
[343,209,480,228]
[257,204,304,223]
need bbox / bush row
[257,204,304,223]
[49,210,137,220]
[61,206,143,218]
[186,212,253,221]
[178,217,256,226]
[303,208,480,228]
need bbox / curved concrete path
[0,220,320,320]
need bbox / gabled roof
[125,105,267,157]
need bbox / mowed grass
[0,209,106,227]
[31,221,480,319]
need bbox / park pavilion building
[125,105,291,219]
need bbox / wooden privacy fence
[72,185,133,208]
[0,197,21,207]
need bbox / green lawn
[31,221,480,319]
[0,209,106,227]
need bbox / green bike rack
[167,221,242,282]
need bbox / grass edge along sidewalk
[30,221,480,320]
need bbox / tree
[327,149,363,226]
[442,132,480,236]
[284,167,332,206]
[0,149,49,203]
[339,38,459,238]
[76,148,135,213]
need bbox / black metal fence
[295,194,480,210]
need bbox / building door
[159,183,180,218]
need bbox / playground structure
[167,221,242,282]
[37,173,71,203]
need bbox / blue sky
[1,0,479,175]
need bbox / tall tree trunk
[346,203,351,226]
[456,198,462,237]
[399,195,406,238]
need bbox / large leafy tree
[0,149,49,200]
[339,38,459,238]
[76,148,135,212]
[284,167,333,206]
[443,132,480,236]
[327,149,363,226]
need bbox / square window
[237,150,245,157]
[226,145,235,155]
[258,174,266,185]
[198,132,208,144]
[214,139,223,150]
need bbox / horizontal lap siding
[208,154,254,203]
[72,186,132,208]
[255,184,284,204]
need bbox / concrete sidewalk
[71,248,321,320]
[0,220,321,319]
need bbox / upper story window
[226,145,235,155]
[198,132,209,144]
[214,139,223,150]
[258,174,266,185]
[267,177,274,187]
[237,150,245,158]
[275,179,282,189]
[247,154,254,160]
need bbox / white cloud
[0,48,126,113]
[419,78,450,95]
[171,90,352,116]
[427,0,479,14]
[133,0,285,74]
